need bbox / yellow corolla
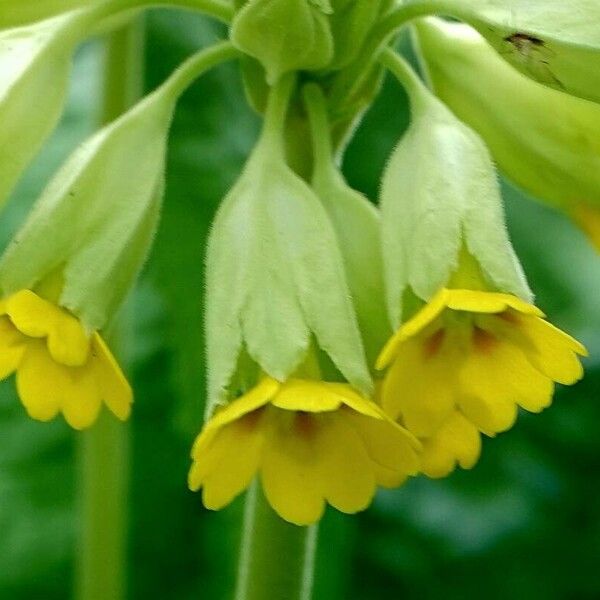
[189,377,421,526]
[0,289,132,429]
[377,288,587,477]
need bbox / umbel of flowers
[0,0,595,527]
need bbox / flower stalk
[75,17,144,600]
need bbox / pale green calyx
[379,50,531,329]
[206,77,372,410]
[0,42,237,332]
[414,17,600,249]
[0,1,146,211]
[231,0,334,84]
[303,83,390,366]
[432,0,600,104]
[0,12,83,210]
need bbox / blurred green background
[1,9,599,600]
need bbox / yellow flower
[377,288,587,477]
[0,289,132,429]
[189,377,421,526]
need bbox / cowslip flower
[191,75,422,524]
[189,377,420,525]
[377,49,586,476]
[0,42,237,428]
[0,289,131,429]
[376,288,587,477]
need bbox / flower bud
[379,50,530,329]
[231,0,334,84]
[435,0,600,104]
[415,18,600,250]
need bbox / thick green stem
[75,18,144,600]
[235,483,319,600]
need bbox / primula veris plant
[415,18,600,251]
[2,0,598,593]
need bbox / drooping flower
[377,49,587,476]
[0,289,131,429]
[376,287,586,477]
[189,377,420,525]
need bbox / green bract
[415,18,600,249]
[205,132,372,410]
[231,0,333,84]
[435,0,600,104]
[0,12,84,210]
[379,51,531,328]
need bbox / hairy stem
[235,483,319,600]
[74,18,144,600]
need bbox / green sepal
[312,166,391,367]
[380,52,531,329]
[0,86,175,331]
[436,0,600,104]
[415,18,600,247]
[206,144,372,409]
[231,0,334,84]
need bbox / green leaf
[437,0,600,103]
[415,18,600,250]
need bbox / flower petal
[260,412,325,525]
[16,340,65,423]
[315,415,376,514]
[516,316,587,385]
[92,333,132,421]
[343,410,421,475]
[420,411,481,478]
[381,337,457,437]
[0,317,26,380]
[272,379,344,412]
[376,288,449,369]
[445,289,544,317]
[197,415,264,510]
[6,290,89,366]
